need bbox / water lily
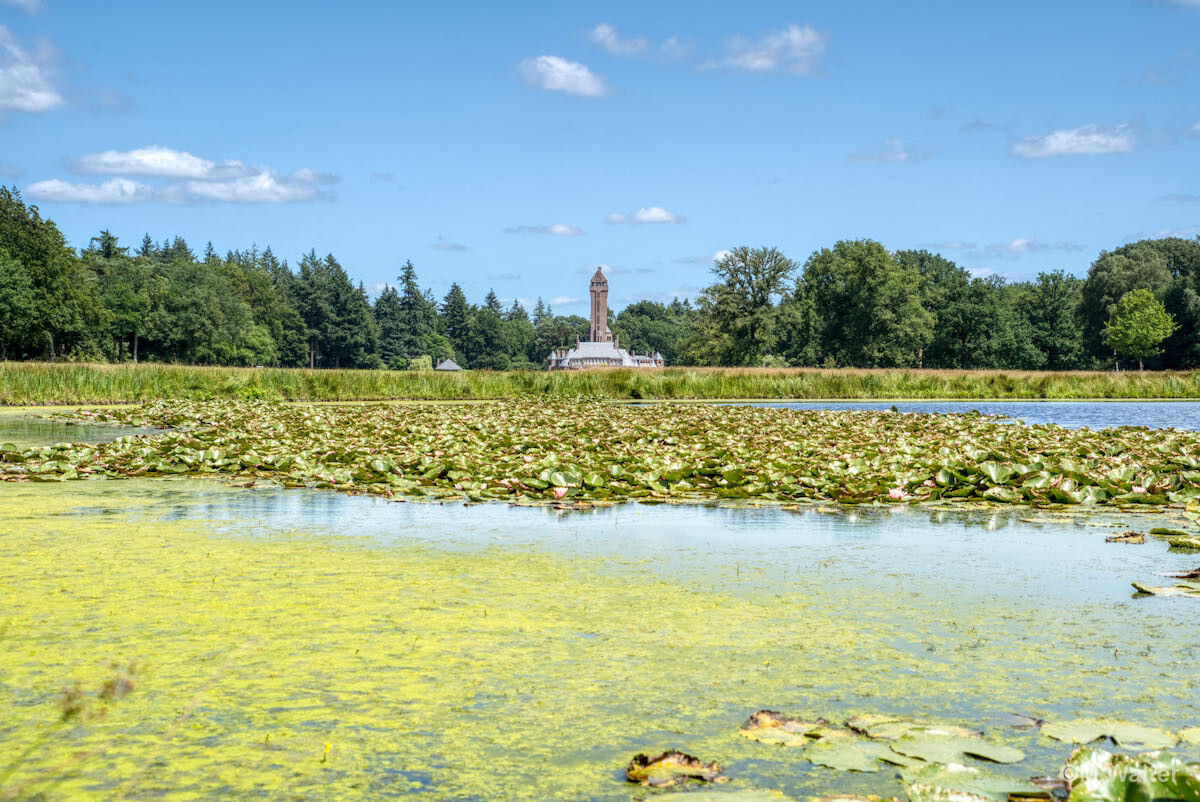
[888,487,906,500]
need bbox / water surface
[2,478,1198,799]
[0,415,158,449]
[729,400,1200,430]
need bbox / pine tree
[441,283,471,363]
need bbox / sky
[2,0,1198,316]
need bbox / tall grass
[2,361,1199,405]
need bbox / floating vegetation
[740,711,1025,774]
[624,750,728,787]
[1064,747,1200,801]
[901,763,1049,802]
[1104,531,1145,543]
[1041,718,1180,750]
[8,400,1200,509]
[1132,580,1200,599]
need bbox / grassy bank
[3,361,1200,404]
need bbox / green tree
[467,305,509,370]
[441,283,471,362]
[1104,288,1178,370]
[698,246,798,365]
[502,299,535,367]
[1079,241,1174,364]
[768,285,819,366]
[1021,270,1084,370]
[0,247,35,359]
[802,240,933,368]
[0,186,104,359]
[612,300,689,364]
[373,285,407,368]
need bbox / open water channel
[1,402,1199,799]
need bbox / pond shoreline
[4,361,1200,404]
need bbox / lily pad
[1179,726,1200,745]
[681,791,797,802]
[804,739,898,773]
[903,763,1049,802]
[1104,531,1145,544]
[1132,581,1200,599]
[1064,747,1200,802]
[739,710,828,746]
[1159,565,1200,579]
[846,715,981,741]
[891,733,1025,765]
[1042,718,1179,749]
[624,750,728,788]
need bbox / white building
[545,267,665,370]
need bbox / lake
[725,400,1200,430]
[2,474,1198,799]
[3,401,1200,798]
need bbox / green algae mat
[2,480,1200,799]
[6,400,1200,508]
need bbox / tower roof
[590,266,607,285]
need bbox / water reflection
[92,478,1200,607]
[0,416,159,449]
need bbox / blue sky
[2,0,1198,316]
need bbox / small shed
[435,358,463,371]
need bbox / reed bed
[2,361,1199,404]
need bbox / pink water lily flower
[1132,485,1147,494]
[552,486,568,499]
[888,487,906,500]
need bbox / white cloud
[290,167,338,185]
[659,36,693,61]
[588,23,692,61]
[433,238,468,251]
[723,24,826,75]
[928,240,976,251]
[847,138,930,164]
[504,223,584,236]
[518,55,610,97]
[30,146,336,204]
[588,23,648,57]
[25,177,156,204]
[713,249,732,263]
[982,238,1082,257]
[0,25,62,111]
[0,0,42,13]
[1160,192,1200,202]
[1011,123,1136,157]
[605,206,686,224]
[1190,120,1200,136]
[186,172,324,203]
[0,161,25,178]
[633,205,685,224]
[550,296,580,306]
[966,267,995,278]
[71,146,250,179]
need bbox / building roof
[435,358,463,371]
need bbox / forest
[1,186,1197,372]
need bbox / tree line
[1,186,1196,371]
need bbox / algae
[2,480,1200,799]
